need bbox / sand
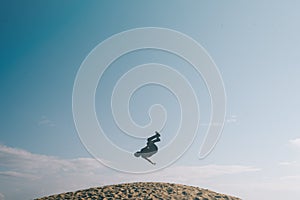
[36,182,241,200]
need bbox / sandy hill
[36,182,241,200]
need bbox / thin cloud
[0,171,38,180]
[279,175,300,181]
[114,165,261,186]
[0,193,4,200]
[226,115,237,124]
[199,115,238,126]
[0,144,111,199]
[0,144,103,170]
[0,144,260,199]
[279,161,300,167]
[38,116,55,127]
[289,138,300,148]
[2,145,298,200]
[156,165,260,180]
[279,161,295,166]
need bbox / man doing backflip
[134,131,161,165]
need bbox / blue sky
[1,1,300,199]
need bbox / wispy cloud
[38,116,55,127]
[289,138,300,149]
[0,144,105,177]
[226,115,237,124]
[0,144,112,199]
[0,193,4,200]
[279,175,300,181]
[153,165,260,181]
[199,115,238,126]
[279,161,300,167]
[2,144,300,200]
[0,171,38,180]
[0,144,259,199]
[114,165,261,188]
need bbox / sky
[1,1,300,199]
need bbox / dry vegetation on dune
[36,182,241,200]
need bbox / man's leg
[147,132,160,142]
[147,135,157,142]
[151,138,160,143]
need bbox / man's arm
[143,157,156,165]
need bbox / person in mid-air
[134,131,161,165]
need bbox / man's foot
[155,131,160,137]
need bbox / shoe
[155,131,160,137]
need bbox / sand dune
[36,182,241,200]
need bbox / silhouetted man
[134,131,161,165]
